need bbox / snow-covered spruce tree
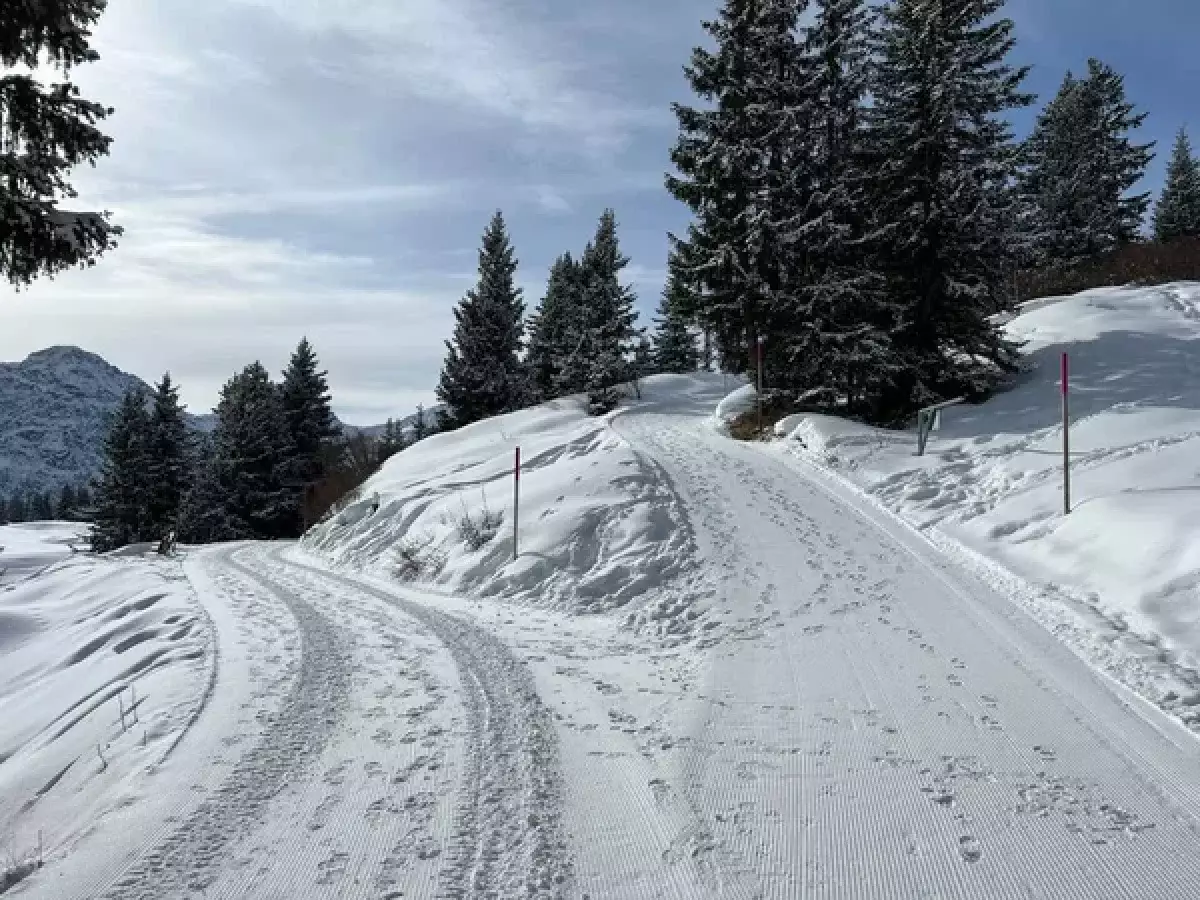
[864,0,1031,416]
[211,362,293,540]
[177,452,239,545]
[437,211,526,428]
[412,404,430,443]
[90,388,151,551]
[1154,129,1200,243]
[527,253,583,401]
[280,338,340,533]
[579,210,642,414]
[652,265,700,373]
[1,0,122,287]
[783,0,905,418]
[1019,63,1153,264]
[57,483,77,519]
[667,0,813,383]
[144,373,191,541]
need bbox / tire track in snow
[280,553,575,899]
[98,545,353,899]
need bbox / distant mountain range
[0,346,425,499]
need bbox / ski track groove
[97,545,353,900]
[280,553,575,900]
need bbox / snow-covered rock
[710,382,756,434]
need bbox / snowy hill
[768,282,1200,722]
[0,347,213,498]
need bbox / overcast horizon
[1,0,1195,425]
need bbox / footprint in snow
[958,836,983,863]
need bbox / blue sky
[0,0,1192,424]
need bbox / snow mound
[302,388,698,621]
[770,283,1200,720]
[0,529,210,868]
[711,382,756,434]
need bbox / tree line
[435,209,699,429]
[663,0,1190,425]
[86,339,437,552]
[0,483,93,525]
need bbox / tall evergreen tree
[652,266,700,373]
[144,373,191,540]
[0,493,7,524]
[75,484,92,513]
[57,483,77,519]
[527,253,583,401]
[1154,129,1200,243]
[437,211,527,427]
[1,0,122,287]
[667,0,813,379]
[280,338,340,532]
[864,0,1031,414]
[412,404,430,442]
[177,454,239,545]
[90,388,151,551]
[1019,62,1153,263]
[8,491,26,524]
[579,210,642,414]
[211,363,293,540]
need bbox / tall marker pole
[513,446,521,560]
[756,335,765,435]
[1062,352,1071,515]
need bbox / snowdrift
[763,283,1200,713]
[0,527,209,869]
[303,383,725,626]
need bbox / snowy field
[6,285,1200,898]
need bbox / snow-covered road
[22,392,1200,899]
[611,401,1200,898]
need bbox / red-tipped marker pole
[1062,352,1070,515]
[513,446,521,560]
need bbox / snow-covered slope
[0,526,210,886]
[301,383,727,641]
[770,282,1200,724]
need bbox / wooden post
[1062,352,1071,515]
[513,446,521,560]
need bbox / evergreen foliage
[580,210,642,413]
[177,454,240,544]
[863,0,1031,414]
[145,373,191,540]
[8,491,26,524]
[527,253,583,401]
[0,0,122,286]
[209,362,293,540]
[412,404,430,442]
[652,266,700,374]
[0,494,7,524]
[437,211,527,428]
[1154,129,1200,243]
[1019,61,1154,263]
[90,389,150,551]
[280,338,340,532]
[57,484,77,519]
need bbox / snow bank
[0,530,210,868]
[303,385,704,621]
[710,382,756,434]
[770,283,1200,696]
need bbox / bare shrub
[454,491,503,552]
[394,532,446,581]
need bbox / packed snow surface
[9,288,1200,898]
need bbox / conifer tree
[8,491,26,524]
[177,454,239,544]
[437,211,527,427]
[1020,62,1153,263]
[75,484,92,513]
[211,363,293,540]
[90,388,151,551]
[412,404,429,442]
[579,211,642,414]
[1,0,122,287]
[1154,129,1200,243]
[280,338,340,533]
[144,373,191,540]
[57,484,77,519]
[527,253,583,401]
[864,0,1031,414]
[0,494,7,524]
[652,269,700,373]
[668,0,813,380]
